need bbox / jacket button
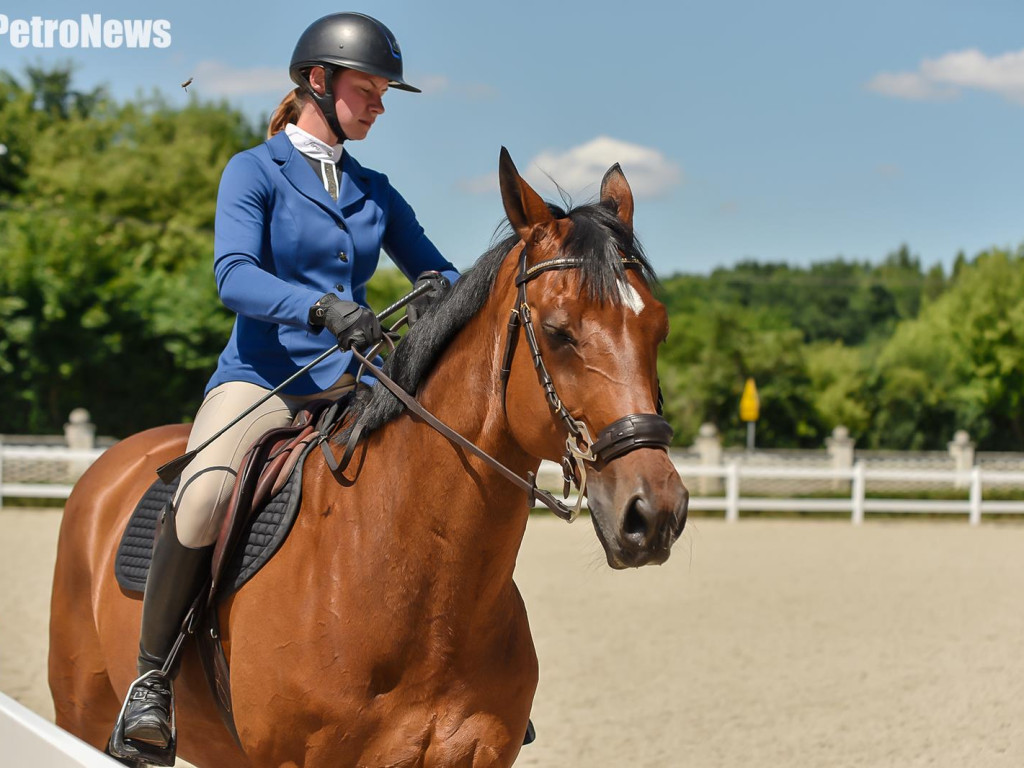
[338,251,348,262]
[336,221,345,230]
[335,284,345,293]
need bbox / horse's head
[497,148,688,568]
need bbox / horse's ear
[600,163,634,232]
[499,146,554,240]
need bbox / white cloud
[460,136,681,199]
[865,72,957,101]
[191,61,292,97]
[867,48,1024,104]
[528,137,681,198]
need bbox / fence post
[851,461,865,525]
[64,408,96,481]
[969,466,982,526]
[948,430,975,489]
[693,423,723,494]
[725,462,739,523]
[826,425,855,491]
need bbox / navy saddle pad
[114,439,314,596]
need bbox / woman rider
[113,12,459,755]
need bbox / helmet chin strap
[304,66,348,143]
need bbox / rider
[115,12,458,755]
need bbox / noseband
[499,247,674,520]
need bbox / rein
[332,247,674,522]
[347,347,577,521]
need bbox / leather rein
[334,246,674,522]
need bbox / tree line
[2,66,1022,450]
[656,248,1024,450]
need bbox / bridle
[497,246,674,519]
[341,244,674,522]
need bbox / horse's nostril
[675,495,689,536]
[623,497,648,539]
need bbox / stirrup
[108,670,177,767]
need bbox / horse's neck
[359,291,537,612]
[424,306,534,560]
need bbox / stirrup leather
[108,670,177,767]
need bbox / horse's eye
[542,323,576,347]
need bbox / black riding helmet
[289,12,420,142]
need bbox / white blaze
[617,278,645,315]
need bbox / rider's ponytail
[267,88,305,138]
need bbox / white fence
[4,444,1024,524]
[534,459,1024,525]
[0,444,105,510]
[0,692,120,767]
[674,462,1024,525]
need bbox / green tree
[0,65,261,435]
[23,64,108,119]
[873,244,929,323]
[659,300,821,448]
[921,263,947,304]
[866,247,1024,449]
[657,252,929,348]
[805,341,872,437]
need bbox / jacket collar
[267,131,369,215]
[283,123,343,163]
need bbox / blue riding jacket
[207,130,459,395]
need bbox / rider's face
[330,69,388,141]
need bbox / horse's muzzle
[586,450,688,569]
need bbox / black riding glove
[309,294,383,350]
[406,271,451,328]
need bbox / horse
[48,148,689,767]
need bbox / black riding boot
[119,504,212,753]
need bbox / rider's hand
[406,271,451,328]
[309,294,383,350]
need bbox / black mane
[338,198,656,441]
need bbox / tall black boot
[111,504,212,763]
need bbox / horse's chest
[238,635,529,767]
[231,553,535,766]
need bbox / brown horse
[49,149,688,767]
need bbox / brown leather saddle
[116,396,349,594]
[209,395,342,594]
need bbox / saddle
[113,393,353,741]
[116,396,349,594]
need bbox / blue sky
[1,0,1022,277]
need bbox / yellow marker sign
[739,378,760,422]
